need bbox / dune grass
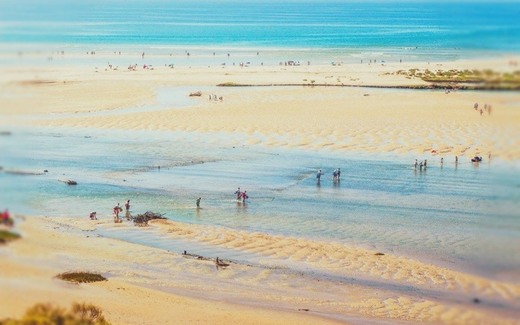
[395,68,520,87]
[56,272,107,284]
[0,302,110,325]
[0,230,20,244]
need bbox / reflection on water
[0,126,519,284]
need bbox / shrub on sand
[132,211,165,226]
[0,302,110,325]
[0,230,20,244]
[56,272,107,284]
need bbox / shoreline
[2,215,519,324]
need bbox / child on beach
[89,212,97,220]
[113,203,122,223]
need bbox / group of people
[208,94,223,102]
[111,200,131,223]
[234,187,249,203]
[316,168,341,182]
[1,209,13,227]
[414,155,485,169]
[414,159,428,170]
[473,102,492,116]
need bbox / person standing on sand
[125,200,131,220]
[196,197,201,208]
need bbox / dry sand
[0,217,344,325]
[1,57,519,160]
[2,216,519,324]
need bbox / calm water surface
[1,122,518,283]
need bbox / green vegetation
[56,272,107,284]
[395,69,520,89]
[216,82,241,87]
[0,230,20,244]
[0,302,110,325]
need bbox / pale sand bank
[0,58,518,160]
[2,216,519,324]
[0,216,345,325]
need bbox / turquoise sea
[1,0,520,65]
[1,0,520,50]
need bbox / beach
[2,55,519,160]
[0,216,344,325]
[1,0,520,322]
[1,50,519,324]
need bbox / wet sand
[1,57,519,160]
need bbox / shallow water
[1,123,519,285]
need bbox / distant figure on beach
[113,203,122,223]
[414,159,418,169]
[455,156,458,164]
[234,187,241,200]
[142,52,145,59]
[89,212,97,220]
[125,200,131,220]
[424,160,427,168]
[419,161,424,170]
[440,157,444,165]
[337,168,341,180]
[196,197,201,208]
[316,169,324,182]
[474,102,478,110]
